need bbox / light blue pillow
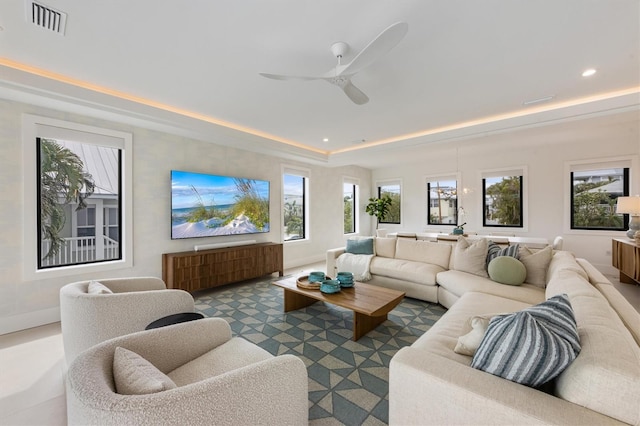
[345,238,374,255]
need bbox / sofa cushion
[394,238,451,269]
[453,237,489,277]
[346,237,375,255]
[454,315,493,356]
[471,294,580,387]
[436,270,545,305]
[168,337,273,386]
[487,256,526,285]
[519,245,553,288]
[375,237,396,258]
[113,347,177,395]
[486,241,519,266]
[370,257,443,286]
[546,271,640,425]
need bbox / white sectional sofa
[327,236,640,425]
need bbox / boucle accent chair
[66,318,309,426]
[60,277,195,364]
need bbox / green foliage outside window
[484,176,522,227]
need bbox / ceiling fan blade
[342,80,369,105]
[259,72,321,81]
[340,22,408,76]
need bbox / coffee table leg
[283,289,317,312]
[353,312,387,341]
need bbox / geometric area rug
[194,276,446,426]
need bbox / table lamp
[616,195,640,239]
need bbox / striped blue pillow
[471,294,580,387]
[486,241,519,267]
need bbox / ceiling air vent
[25,0,67,35]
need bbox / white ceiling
[0,0,639,168]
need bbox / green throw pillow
[488,256,526,285]
[345,238,374,255]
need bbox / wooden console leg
[282,289,317,312]
[353,312,387,341]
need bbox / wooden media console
[162,242,283,292]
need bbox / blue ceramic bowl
[309,271,326,283]
[336,272,354,287]
[320,279,341,294]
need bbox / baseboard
[0,307,60,335]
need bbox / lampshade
[616,196,640,215]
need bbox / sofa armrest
[390,347,624,425]
[326,247,346,276]
[99,276,167,292]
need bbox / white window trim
[22,114,133,280]
[281,164,310,243]
[424,172,461,228]
[343,176,360,235]
[479,166,528,232]
[375,178,403,226]
[563,155,639,235]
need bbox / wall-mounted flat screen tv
[171,170,270,239]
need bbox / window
[378,181,401,224]
[482,170,524,228]
[571,166,629,231]
[23,115,132,280]
[283,167,309,241]
[427,178,458,225]
[38,137,122,269]
[343,179,358,234]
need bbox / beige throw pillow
[454,315,494,356]
[519,245,553,288]
[113,347,177,395]
[453,237,489,277]
[87,280,113,294]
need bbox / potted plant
[365,195,392,230]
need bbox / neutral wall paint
[0,99,372,334]
[371,112,640,274]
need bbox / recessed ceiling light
[582,68,597,77]
[322,138,329,142]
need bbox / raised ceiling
[0,0,638,168]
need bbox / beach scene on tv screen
[171,171,270,239]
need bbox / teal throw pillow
[345,238,374,255]
[488,256,526,285]
[471,294,580,387]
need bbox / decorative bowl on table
[336,272,354,288]
[296,275,331,290]
[308,271,326,283]
[320,279,341,294]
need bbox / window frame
[425,173,459,226]
[564,156,638,235]
[480,167,527,230]
[282,165,310,242]
[376,179,402,225]
[343,177,359,235]
[22,115,133,280]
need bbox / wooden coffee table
[273,276,405,341]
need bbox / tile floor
[0,266,638,426]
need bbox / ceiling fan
[259,22,409,105]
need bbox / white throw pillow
[113,347,177,395]
[453,237,489,277]
[454,315,493,356]
[519,245,553,288]
[87,280,113,294]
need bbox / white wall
[0,99,372,334]
[371,113,640,274]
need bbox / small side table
[146,312,204,330]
